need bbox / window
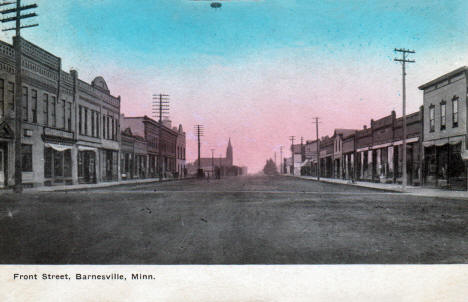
[21,144,33,172]
[31,89,37,123]
[96,112,101,137]
[84,108,88,135]
[440,101,446,130]
[107,116,110,139]
[7,82,14,113]
[429,105,435,132]
[0,79,4,117]
[91,111,95,137]
[51,96,56,127]
[79,106,82,134]
[102,115,106,139]
[62,100,66,129]
[22,86,28,122]
[43,93,49,126]
[453,97,459,128]
[67,103,72,131]
[111,118,115,140]
[45,147,72,179]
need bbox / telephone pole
[194,124,204,178]
[313,117,320,181]
[1,0,38,193]
[152,94,169,181]
[394,48,415,191]
[289,136,295,175]
[279,146,283,174]
[211,148,215,177]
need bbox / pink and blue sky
[3,0,468,172]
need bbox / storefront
[102,149,118,182]
[78,146,97,184]
[43,143,73,186]
[423,137,466,190]
[357,149,373,181]
[120,151,133,180]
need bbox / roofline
[418,66,468,90]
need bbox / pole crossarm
[0,3,36,13]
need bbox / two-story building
[0,37,121,188]
[419,66,468,190]
[0,38,77,187]
[121,115,182,178]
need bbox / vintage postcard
[0,0,468,301]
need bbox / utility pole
[1,0,38,193]
[279,146,283,174]
[211,148,214,177]
[152,93,169,182]
[218,153,222,178]
[394,48,415,191]
[314,117,320,181]
[289,136,295,175]
[194,124,204,178]
[300,136,304,162]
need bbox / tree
[263,158,278,176]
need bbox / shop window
[429,105,435,132]
[54,149,63,177]
[452,97,458,128]
[64,150,72,177]
[21,144,33,172]
[44,147,52,178]
[440,101,446,130]
[45,147,72,179]
[78,151,83,178]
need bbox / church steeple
[226,138,233,166]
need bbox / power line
[0,0,38,193]
[152,94,170,122]
[194,124,204,178]
[152,93,170,181]
[394,48,415,191]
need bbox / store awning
[78,146,98,152]
[393,137,419,146]
[45,143,73,152]
[422,136,464,147]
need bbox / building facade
[0,38,122,188]
[121,115,182,178]
[419,66,468,190]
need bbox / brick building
[0,38,120,188]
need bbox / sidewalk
[1,177,192,193]
[290,174,468,200]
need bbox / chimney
[162,118,172,129]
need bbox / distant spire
[226,137,233,165]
